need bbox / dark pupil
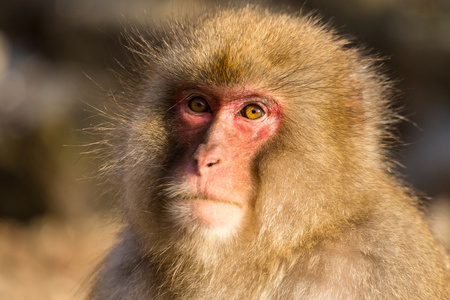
[196,101,204,108]
[252,108,257,114]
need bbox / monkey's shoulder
[292,205,450,299]
[88,231,158,299]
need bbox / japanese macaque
[88,6,450,300]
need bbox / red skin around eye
[174,86,282,227]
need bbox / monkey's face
[115,9,377,249]
[164,85,282,235]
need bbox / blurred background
[0,0,449,299]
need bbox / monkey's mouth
[187,196,242,208]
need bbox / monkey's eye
[188,97,210,113]
[242,104,265,120]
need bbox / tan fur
[88,6,449,300]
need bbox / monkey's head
[104,7,394,255]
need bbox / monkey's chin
[190,198,243,227]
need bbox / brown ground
[0,215,118,300]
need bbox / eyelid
[247,100,268,110]
[242,98,269,109]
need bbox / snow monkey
[88,6,450,300]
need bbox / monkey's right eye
[188,97,210,113]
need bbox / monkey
[88,6,450,300]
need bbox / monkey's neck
[140,230,292,300]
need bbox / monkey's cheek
[190,199,244,228]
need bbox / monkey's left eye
[241,104,265,120]
[188,97,210,113]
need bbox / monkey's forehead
[135,8,356,89]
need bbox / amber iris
[188,97,209,113]
[243,104,264,120]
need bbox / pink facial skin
[174,86,282,227]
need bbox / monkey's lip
[188,196,244,227]
[186,196,242,209]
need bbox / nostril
[206,159,220,168]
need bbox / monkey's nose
[193,144,222,174]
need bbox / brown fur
[89,7,450,300]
